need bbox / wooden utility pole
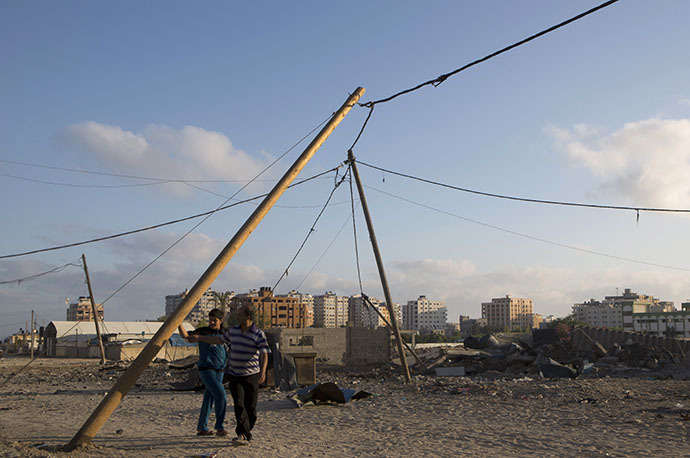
[82,254,106,364]
[67,87,365,450]
[361,295,427,370]
[30,310,35,359]
[348,150,412,383]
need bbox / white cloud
[59,121,274,196]
[547,118,690,208]
[105,231,227,264]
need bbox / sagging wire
[348,162,364,294]
[357,160,690,215]
[272,164,349,291]
[359,0,620,108]
[0,167,342,260]
[0,258,83,285]
[98,113,338,307]
[365,184,690,272]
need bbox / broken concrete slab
[435,366,466,377]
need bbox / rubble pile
[397,329,690,380]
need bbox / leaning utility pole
[67,87,365,450]
[82,254,106,364]
[348,150,412,383]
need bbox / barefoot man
[188,305,270,442]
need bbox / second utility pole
[348,150,411,383]
[82,254,106,364]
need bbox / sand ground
[1,357,689,457]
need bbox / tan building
[285,291,314,327]
[481,295,534,330]
[66,296,104,321]
[232,287,306,329]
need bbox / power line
[293,202,360,292]
[97,111,342,306]
[272,168,350,291]
[0,158,288,183]
[365,184,690,273]
[180,179,351,209]
[348,165,364,293]
[0,166,342,260]
[0,259,83,285]
[356,160,690,214]
[0,172,173,189]
[360,0,620,108]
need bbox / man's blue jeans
[197,369,226,432]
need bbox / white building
[165,288,219,325]
[313,292,348,328]
[572,299,623,328]
[403,295,447,331]
[574,288,675,331]
[348,295,396,328]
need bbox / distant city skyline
[2,1,690,339]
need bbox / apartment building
[231,287,305,328]
[66,296,104,322]
[403,295,447,331]
[481,295,534,330]
[165,288,219,325]
[313,292,348,328]
[285,290,314,327]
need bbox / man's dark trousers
[228,373,260,438]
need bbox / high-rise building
[313,292,348,328]
[231,287,306,328]
[66,296,103,321]
[165,288,219,325]
[403,295,447,331]
[481,295,534,330]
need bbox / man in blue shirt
[178,308,228,436]
[189,305,270,442]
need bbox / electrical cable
[97,114,339,307]
[0,158,293,183]
[0,166,342,260]
[0,259,82,285]
[360,0,620,108]
[364,184,690,272]
[0,172,173,189]
[293,202,360,292]
[348,166,364,294]
[272,169,350,291]
[180,179,351,209]
[356,160,690,214]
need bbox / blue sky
[2,0,690,337]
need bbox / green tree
[213,290,233,314]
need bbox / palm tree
[213,291,233,315]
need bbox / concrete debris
[397,329,689,381]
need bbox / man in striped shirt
[189,305,270,442]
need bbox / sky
[2,0,690,338]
